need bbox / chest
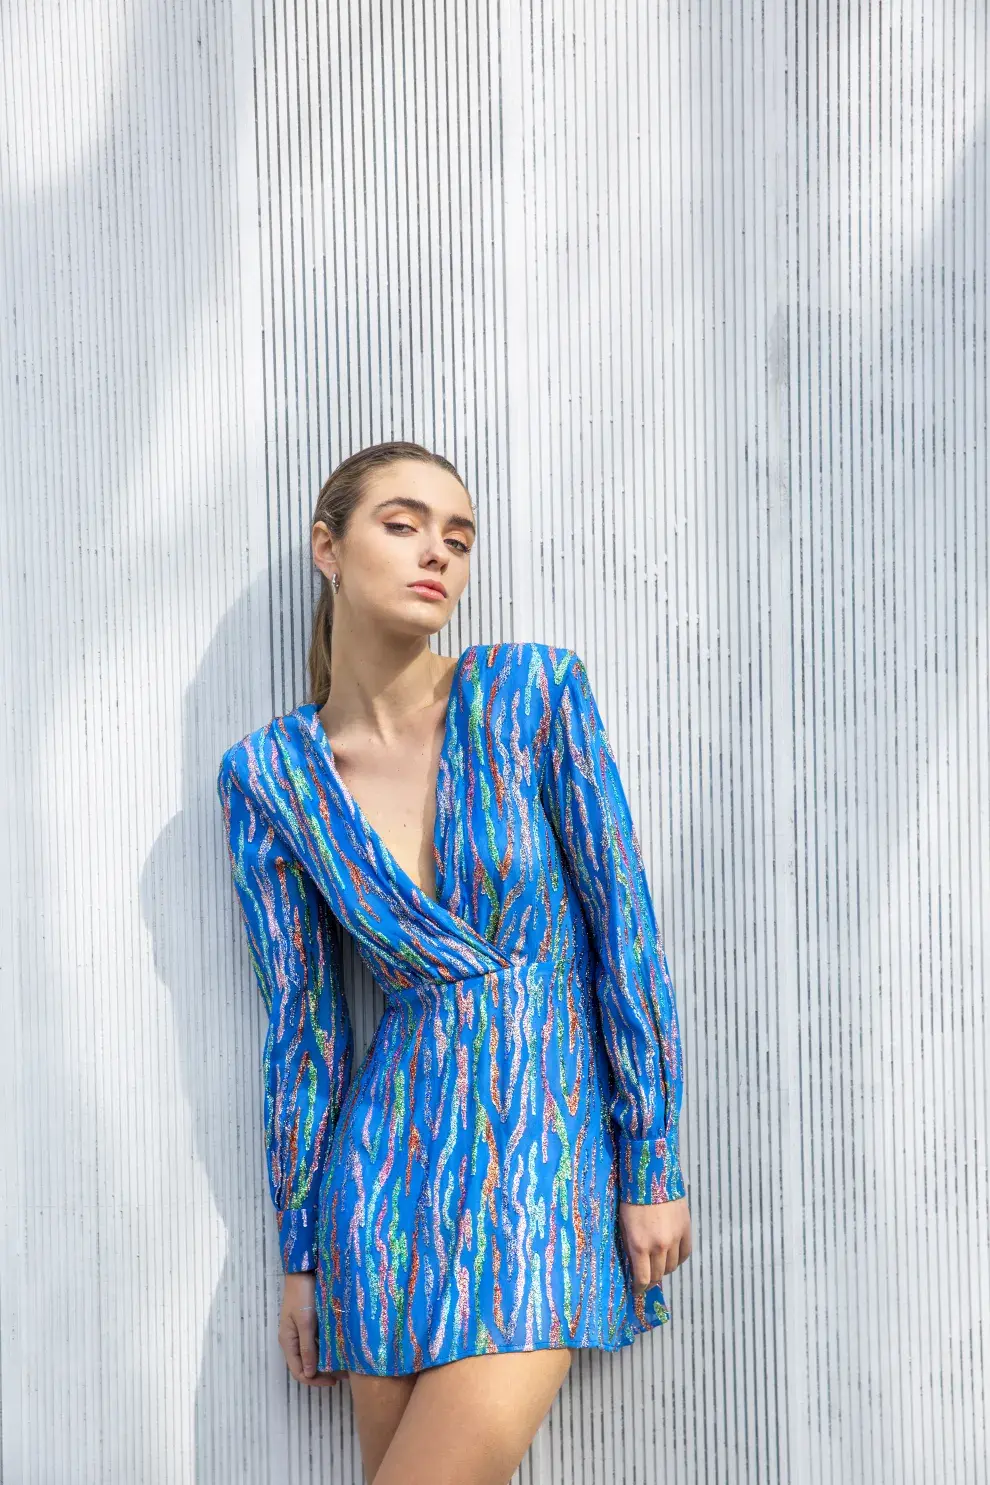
[331,733,445,903]
[281,648,570,957]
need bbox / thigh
[372,1347,573,1485]
[347,1371,417,1483]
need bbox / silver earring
[331,572,340,595]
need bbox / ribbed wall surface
[3,3,987,1482]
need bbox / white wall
[3,2,987,1481]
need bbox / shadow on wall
[139,545,383,1485]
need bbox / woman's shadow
[140,552,384,1485]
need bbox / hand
[279,1273,347,1387]
[618,1195,692,1295]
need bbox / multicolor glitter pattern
[217,641,687,1376]
[217,758,355,1273]
[539,651,686,1206]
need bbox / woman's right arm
[217,744,354,1382]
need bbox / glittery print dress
[216,641,688,1377]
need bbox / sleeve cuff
[616,1132,687,1205]
[276,1203,320,1273]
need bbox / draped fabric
[217,641,687,1377]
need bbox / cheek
[351,533,409,593]
[449,568,470,600]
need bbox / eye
[385,520,471,555]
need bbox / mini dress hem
[333,1306,671,1378]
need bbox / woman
[217,440,692,1484]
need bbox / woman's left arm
[539,648,691,1288]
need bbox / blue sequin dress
[217,641,687,1376]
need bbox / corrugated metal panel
[3,2,986,1481]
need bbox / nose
[420,532,449,566]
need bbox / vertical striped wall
[3,3,986,1482]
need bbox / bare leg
[348,1372,417,1483]
[371,1348,573,1485]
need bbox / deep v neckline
[300,647,472,912]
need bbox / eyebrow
[371,495,476,538]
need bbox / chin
[389,613,451,641]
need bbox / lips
[409,581,447,597]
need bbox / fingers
[279,1306,341,1388]
[632,1243,678,1294]
[620,1198,693,1296]
[647,1234,692,1287]
[297,1308,320,1380]
[652,1239,683,1284]
[630,1246,654,1295]
[279,1311,305,1382]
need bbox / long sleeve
[217,747,354,1272]
[539,650,687,1205]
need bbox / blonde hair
[306,440,469,706]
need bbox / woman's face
[313,459,476,640]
